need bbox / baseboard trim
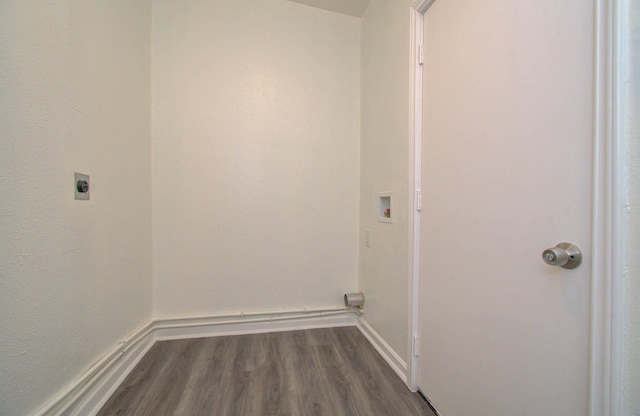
[154,309,358,341]
[34,307,358,416]
[32,322,155,416]
[72,333,156,416]
[356,317,408,384]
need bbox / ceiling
[287,0,371,17]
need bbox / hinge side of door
[412,334,420,357]
[416,189,423,211]
[419,44,424,65]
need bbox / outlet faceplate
[74,172,90,200]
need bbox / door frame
[406,1,625,414]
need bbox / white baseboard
[32,322,155,416]
[356,317,408,384]
[154,310,358,341]
[34,308,358,416]
[70,333,156,416]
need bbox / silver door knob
[542,242,582,269]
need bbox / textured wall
[359,0,413,364]
[624,0,640,413]
[152,0,361,317]
[0,1,152,415]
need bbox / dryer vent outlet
[344,292,364,308]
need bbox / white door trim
[407,0,434,392]
[407,0,624,414]
[590,0,625,415]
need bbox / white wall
[0,1,152,415]
[152,0,361,318]
[623,0,640,413]
[359,0,413,364]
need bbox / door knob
[542,242,582,269]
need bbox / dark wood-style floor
[97,327,435,416]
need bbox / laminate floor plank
[260,334,291,415]
[172,336,234,416]
[97,327,435,416]
[281,330,341,416]
[333,327,431,415]
[323,329,395,416]
[202,335,241,416]
[131,338,203,415]
[99,340,184,416]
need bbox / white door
[417,1,594,415]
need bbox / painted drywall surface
[624,0,640,413]
[287,0,371,17]
[0,1,152,415]
[152,0,360,317]
[359,0,413,364]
